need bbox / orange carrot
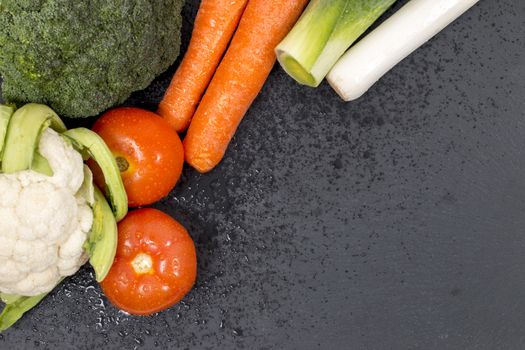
[157,0,249,132]
[184,0,309,173]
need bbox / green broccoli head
[0,0,184,118]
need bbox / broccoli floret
[0,0,184,118]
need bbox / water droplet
[232,328,243,337]
[95,316,104,329]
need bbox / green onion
[276,0,396,87]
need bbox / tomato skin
[100,209,197,315]
[92,107,184,207]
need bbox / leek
[327,0,480,101]
[276,0,396,87]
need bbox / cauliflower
[0,129,94,296]
[0,103,126,331]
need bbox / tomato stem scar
[115,156,130,172]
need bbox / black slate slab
[1,0,525,349]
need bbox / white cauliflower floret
[39,129,84,193]
[0,129,93,297]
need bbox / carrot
[157,0,249,132]
[184,0,309,173]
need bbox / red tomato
[100,208,197,315]
[91,107,184,207]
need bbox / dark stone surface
[2,0,525,349]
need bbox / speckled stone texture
[1,0,524,349]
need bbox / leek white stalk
[276,0,396,87]
[327,0,480,101]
